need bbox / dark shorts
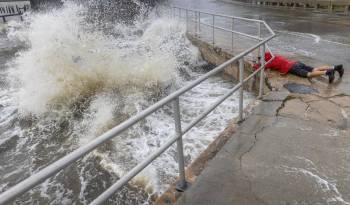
[289,62,314,78]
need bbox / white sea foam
[7,2,191,116]
[282,165,350,204]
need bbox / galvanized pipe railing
[172,6,276,45]
[171,6,275,98]
[1,6,27,23]
[0,7,276,205]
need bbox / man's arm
[249,60,261,70]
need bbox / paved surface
[176,82,350,204]
[170,0,350,204]
[172,0,350,93]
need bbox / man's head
[257,52,272,62]
[265,52,272,61]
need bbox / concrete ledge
[187,34,269,95]
[157,22,350,205]
[175,84,350,205]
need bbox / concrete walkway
[173,12,350,204]
[164,2,350,204]
[176,77,350,204]
[177,30,350,205]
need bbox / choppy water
[0,1,253,204]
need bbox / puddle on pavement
[284,83,319,94]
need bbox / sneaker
[334,64,344,78]
[326,69,335,83]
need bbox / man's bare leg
[307,69,335,83]
[307,70,327,78]
[313,66,333,72]
[312,65,344,79]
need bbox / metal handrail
[199,21,263,41]
[1,6,27,22]
[171,6,275,53]
[0,7,276,205]
[173,6,267,23]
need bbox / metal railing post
[186,9,189,31]
[231,18,234,52]
[195,11,198,36]
[257,21,261,58]
[212,15,215,46]
[239,58,244,121]
[19,11,23,21]
[173,97,189,192]
[2,16,6,23]
[198,12,201,35]
[258,43,266,99]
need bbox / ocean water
[0,1,253,204]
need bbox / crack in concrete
[221,92,348,204]
[312,93,350,102]
[239,117,278,168]
[274,91,350,132]
[248,177,269,205]
[305,103,311,112]
[261,99,286,102]
[239,95,288,166]
[276,96,295,116]
[237,117,277,205]
[277,93,345,115]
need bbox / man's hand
[248,61,255,67]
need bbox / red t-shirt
[253,52,296,74]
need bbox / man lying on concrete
[252,52,344,83]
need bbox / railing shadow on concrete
[0,7,276,205]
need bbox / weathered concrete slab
[236,114,275,134]
[330,95,350,108]
[175,79,350,205]
[251,100,283,116]
[278,97,309,118]
[241,116,350,204]
[171,3,350,204]
[284,83,319,94]
[262,89,289,101]
[176,132,263,205]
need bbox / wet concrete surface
[170,0,350,94]
[169,1,350,204]
[171,0,350,43]
[284,83,318,94]
[176,87,350,205]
